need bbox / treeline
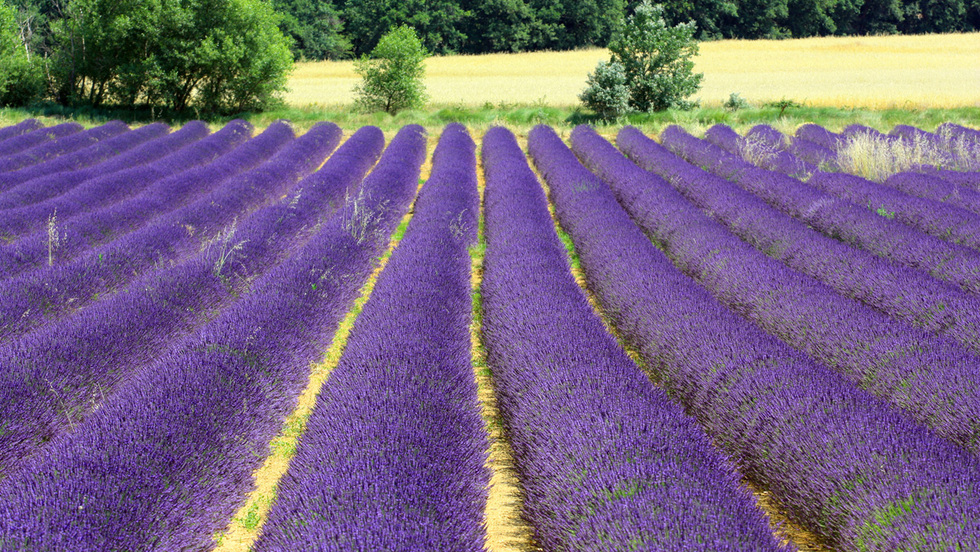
[273,0,980,59]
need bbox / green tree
[271,0,350,60]
[606,0,702,113]
[353,25,427,114]
[50,0,292,112]
[0,0,43,105]
[340,0,467,56]
[458,0,534,53]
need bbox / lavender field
[0,118,978,551]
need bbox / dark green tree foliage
[340,0,467,56]
[458,0,534,53]
[353,25,427,114]
[900,0,967,32]
[721,0,790,38]
[612,1,702,112]
[51,0,291,112]
[784,0,837,36]
[272,0,350,60]
[582,0,702,118]
[527,0,624,49]
[0,0,43,105]
[628,0,736,39]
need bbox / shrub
[580,0,702,118]
[579,60,630,121]
[353,25,428,115]
[49,0,292,113]
[724,92,749,111]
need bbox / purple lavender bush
[0,121,81,157]
[477,125,790,551]
[645,124,980,296]
[0,119,43,145]
[575,125,980,453]
[0,122,168,190]
[0,121,129,174]
[0,121,206,211]
[0,125,424,551]
[529,123,980,551]
[255,123,488,551]
[0,120,251,240]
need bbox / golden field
[286,32,980,109]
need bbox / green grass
[4,102,978,135]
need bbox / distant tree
[581,0,701,118]
[271,0,350,60]
[458,0,534,53]
[340,0,467,56]
[628,0,736,39]
[899,0,966,33]
[0,0,43,105]
[50,0,292,112]
[719,0,791,38]
[783,0,838,36]
[526,0,624,49]
[353,25,428,114]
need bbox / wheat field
[286,32,980,109]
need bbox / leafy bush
[49,0,292,113]
[354,25,428,115]
[0,1,43,106]
[724,92,749,111]
[580,0,702,119]
[579,60,630,121]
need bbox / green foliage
[353,25,428,114]
[272,0,350,60]
[579,60,630,121]
[765,98,803,116]
[0,0,43,106]
[723,92,749,111]
[50,0,292,113]
[586,0,702,116]
[340,0,467,56]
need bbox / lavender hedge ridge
[478,126,788,551]
[577,125,980,453]
[256,123,488,551]
[0,122,169,190]
[0,121,82,157]
[0,125,423,551]
[0,121,207,211]
[651,124,980,296]
[0,121,130,174]
[529,123,980,551]
[0,120,250,240]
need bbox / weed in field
[46,210,66,267]
[837,130,979,181]
[206,218,249,280]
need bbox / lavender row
[582,125,980,453]
[0,121,207,212]
[705,124,832,173]
[806,169,980,251]
[0,121,81,157]
[884,170,980,216]
[0,122,168,190]
[0,122,339,346]
[477,127,787,551]
[617,127,980,355]
[256,123,487,551]
[0,121,290,279]
[0,122,358,478]
[0,121,129,174]
[528,124,980,551]
[0,120,249,241]
[0,119,43,144]
[655,124,980,295]
[0,125,425,551]
[734,124,980,249]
